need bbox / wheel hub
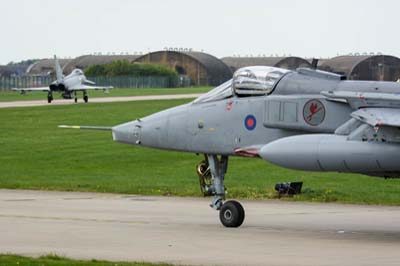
[223,209,233,221]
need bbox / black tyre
[47,96,52,103]
[232,201,245,224]
[84,96,88,103]
[74,98,78,103]
[219,200,245,228]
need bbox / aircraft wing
[332,106,400,147]
[68,85,113,91]
[84,80,96,85]
[321,90,400,109]
[12,87,50,92]
[322,90,400,132]
[350,108,400,127]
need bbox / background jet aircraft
[61,65,400,228]
[13,55,113,103]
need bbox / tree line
[84,60,178,77]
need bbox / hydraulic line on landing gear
[196,158,213,196]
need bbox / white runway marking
[0,189,399,266]
[0,94,203,108]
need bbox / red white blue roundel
[244,115,257,131]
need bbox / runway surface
[0,93,202,108]
[0,189,399,266]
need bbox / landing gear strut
[197,154,245,227]
[83,91,88,103]
[47,92,53,103]
[74,91,78,103]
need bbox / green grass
[0,254,174,266]
[0,87,210,102]
[1,99,400,205]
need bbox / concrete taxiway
[0,189,399,266]
[0,93,202,108]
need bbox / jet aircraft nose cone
[112,120,141,145]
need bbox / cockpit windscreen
[73,69,83,75]
[193,79,233,104]
[232,66,290,96]
[193,66,291,104]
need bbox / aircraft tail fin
[54,55,63,84]
[311,58,319,69]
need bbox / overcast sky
[0,0,397,64]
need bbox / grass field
[1,98,400,205]
[0,87,210,102]
[0,254,173,266]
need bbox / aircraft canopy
[193,66,291,103]
[232,66,290,96]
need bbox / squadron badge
[303,99,325,126]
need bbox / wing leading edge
[68,85,113,91]
[12,87,50,92]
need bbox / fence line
[0,76,187,91]
[0,76,53,91]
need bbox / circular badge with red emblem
[303,99,325,126]
[244,115,257,131]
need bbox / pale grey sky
[0,0,397,64]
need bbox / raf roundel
[244,115,257,131]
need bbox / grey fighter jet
[61,66,400,227]
[13,55,112,103]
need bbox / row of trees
[84,60,178,77]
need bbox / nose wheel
[219,200,245,227]
[200,154,246,228]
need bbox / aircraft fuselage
[49,69,87,99]
[112,69,400,177]
[65,66,400,227]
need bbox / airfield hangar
[319,55,400,81]
[221,56,312,72]
[0,65,16,77]
[134,51,233,86]
[26,58,72,76]
[62,55,141,74]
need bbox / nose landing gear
[197,154,245,228]
[73,91,78,103]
